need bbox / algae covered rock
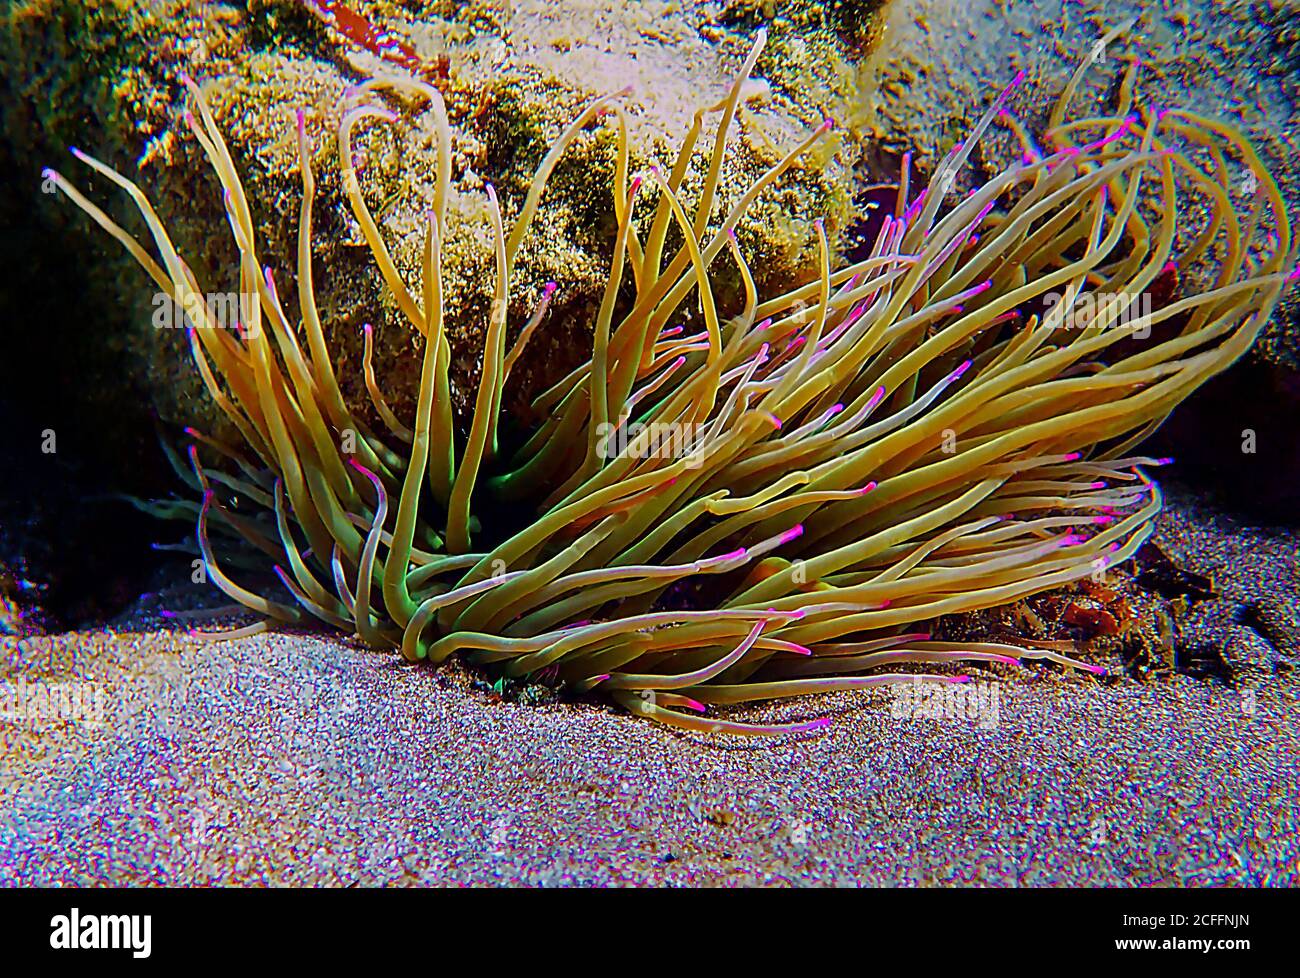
[3,0,877,444]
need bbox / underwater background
[0,0,1296,885]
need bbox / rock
[2,0,870,446]
[856,0,1300,518]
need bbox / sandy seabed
[1,486,1296,886]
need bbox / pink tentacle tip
[949,360,973,381]
[362,322,373,335]
[1093,514,1114,525]
[819,117,835,132]
[951,674,972,684]
[791,645,812,657]
[828,403,845,416]
[1085,664,1108,676]
[629,174,643,193]
[857,481,878,495]
[1286,266,1300,284]
[808,717,832,731]
[1089,481,1106,490]
[542,281,559,297]
[778,524,805,544]
[1063,452,1082,462]
[159,609,176,619]
[993,655,1019,666]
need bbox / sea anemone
[46,32,1295,734]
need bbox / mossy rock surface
[2,0,876,453]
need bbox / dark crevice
[0,157,172,633]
